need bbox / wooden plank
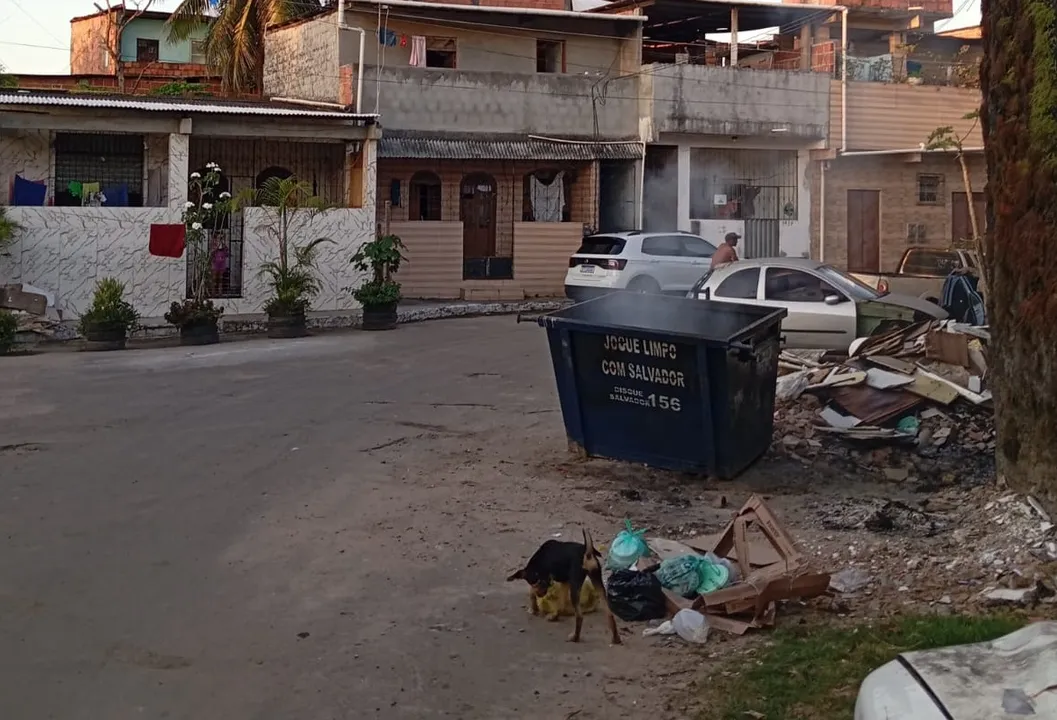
[906,370,961,405]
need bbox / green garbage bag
[656,554,732,598]
[606,519,649,571]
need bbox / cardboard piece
[925,330,971,368]
[690,495,829,633]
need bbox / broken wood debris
[775,319,995,480]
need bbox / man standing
[710,232,740,269]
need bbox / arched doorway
[459,173,497,271]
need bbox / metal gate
[742,219,779,259]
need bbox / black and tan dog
[506,529,622,645]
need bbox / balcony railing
[841,53,981,88]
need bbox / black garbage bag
[606,569,667,622]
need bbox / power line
[10,0,68,47]
[0,40,70,52]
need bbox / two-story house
[817,13,984,276]
[589,0,837,259]
[264,0,645,300]
[14,7,221,96]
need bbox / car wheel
[627,276,661,294]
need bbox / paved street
[0,318,685,720]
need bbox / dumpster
[538,292,787,478]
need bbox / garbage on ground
[637,495,830,637]
[829,567,873,594]
[641,609,711,644]
[774,319,996,487]
[606,569,668,622]
[606,519,650,571]
[670,609,710,644]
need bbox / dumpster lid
[539,292,787,344]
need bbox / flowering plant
[166,162,231,329]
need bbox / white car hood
[858,622,1057,719]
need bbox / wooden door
[846,190,880,273]
[460,173,497,259]
[952,192,986,246]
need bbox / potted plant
[350,234,407,331]
[243,176,332,339]
[165,163,229,345]
[78,277,138,351]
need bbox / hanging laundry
[530,171,565,223]
[378,29,398,47]
[148,224,186,258]
[81,182,102,207]
[409,36,427,67]
[101,184,129,207]
[400,34,408,48]
[67,181,83,199]
[12,175,47,206]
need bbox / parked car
[851,247,979,303]
[564,231,718,300]
[689,257,947,350]
[855,621,1057,719]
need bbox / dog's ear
[506,568,525,582]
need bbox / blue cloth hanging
[101,183,129,207]
[12,175,47,206]
[378,29,397,47]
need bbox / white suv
[564,231,717,300]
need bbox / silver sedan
[688,257,948,350]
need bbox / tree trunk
[980,0,1057,516]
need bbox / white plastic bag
[671,609,710,644]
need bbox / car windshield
[815,265,883,301]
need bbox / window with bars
[917,174,943,204]
[53,133,144,207]
[408,171,442,221]
[191,40,207,64]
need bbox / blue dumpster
[538,292,787,478]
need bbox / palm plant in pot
[165,163,229,345]
[78,277,139,351]
[242,176,332,339]
[350,234,407,331]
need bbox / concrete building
[816,9,983,275]
[588,0,836,260]
[0,92,378,320]
[264,0,645,300]
[12,7,225,97]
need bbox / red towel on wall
[149,224,186,258]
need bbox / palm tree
[166,0,330,94]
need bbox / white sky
[0,0,982,74]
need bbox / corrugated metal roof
[0,92,378,120]
[379,132,643,160]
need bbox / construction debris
[775,320,995,487]
[665,495,830,635]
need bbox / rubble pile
[803,487,1057,615]
[773,320,996,486]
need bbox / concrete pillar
[799,24,812,71]
[889,32,907,80]
[730,8,739,66]
[677,144,691,232]
[167,131,189,210]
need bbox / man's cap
[724,232,741,242]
